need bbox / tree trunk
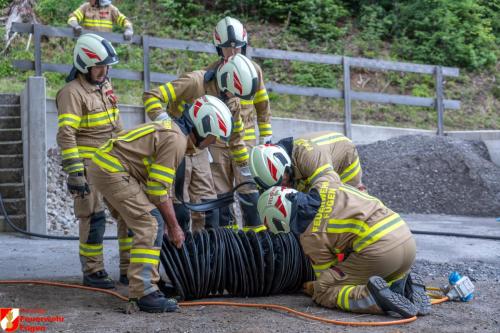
[4,0,38,48]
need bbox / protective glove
[123,27,133,41]
[239,165,253,183]
[68,20,82,37]
[303,281,315,296]
[259,135,272,145]
[67,172,90,198]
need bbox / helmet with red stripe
[213,16,247,56]
[216,54,258,100]
[73,33,118,74]
[249,144,292,189]
[257,186,297,234]
[188,95,232,142]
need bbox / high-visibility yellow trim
[240,100,253,106]
[61,147,80,160]
[312,259,337,277]
[223,225,239,231]
[145,181,168,196]
[130,248,160,256]
[58,113,81,129]
[158,85,169,102]
[327,218,368,235]
[254,94,269,104]
[79,108,119,128]
[258,123,272,129]
[117,14,126,27]
[339,185,380,203]
[260,130,272,136]
[337,285,355,310]
[340,158,361,183]
[241,225,267,233]
[130,258,159,265]
[82,22,113,28]
[80,243,103,250]
[166,82,176,102]
[79,249,103,257]
[77,146,98,159]
[68,17,78,24]
[149,164,175,184]
[306,164,334,185]
[73,9,83,21]
[144,97,162,113]
[119,237,133,251]
[255,89,267,98]
[310,132,345,143]
[79,243,103,256]
[117,124,156,142]
[92,150,125,173]
[233,120,244,131]
[353,214,404,252]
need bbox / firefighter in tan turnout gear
[142,54,258,231]
[249,132,365,193]
[68,0,133,40]
[257,173,431,318]
[206,17,272,231]
[56,33,132,289]
[87,95,234,313]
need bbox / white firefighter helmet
[188,95,232,142]
[250,144,292,189]
[257,186,297,234]
[73,33,118,74]
[213,16,247,55]
[99,0,112,6]
[217,54,258,100]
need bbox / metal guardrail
[11,23,460,137]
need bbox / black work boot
[119,274,129,285]
[137,290,179,313]
[367,276,418,318]
[83,270,115,289]
[405,272,432,315]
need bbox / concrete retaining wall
[46,99,500,165]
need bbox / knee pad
[87,211,106,244]
[150,208,165,247]
[173,203,190,233]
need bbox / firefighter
[206,17,272,231]
[87,95,233,312]
[56,33,132,289]
[68,0,133,40]
[249,132,366,193]
[142,54,258,232]
[257,175,431,317]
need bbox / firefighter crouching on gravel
[68,0,133,40]
[206,17,272,232]
[87,95,233,313]
[142,54,259,232]
[249,132,366,194]
[257,174,431,318]
[56,33,132,289]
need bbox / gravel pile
[358,135,500,216]
[413,259,500,283]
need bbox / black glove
[69,21,83,37]
[67,172,90,198]
[123,27,133,41]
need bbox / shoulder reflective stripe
[77,146,98,159]
[353,214,404,252]
[61,147,80,160]
[240,100,253,106]
[339,185,380,203]
[315,136,349,146]
[310,132,345,143]
[74,9,84,21]
[149,164,175,184]
[145,180,168,196]
[117,124,156,142]
[241,225,267,233]
[306,164,334,185]
[340,157,361,183]
[337,285,355,310]
[327,218,368,235]
[92,150,125,172]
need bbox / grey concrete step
[0,116,21,129]
[0,168,23,183]
[0,141,22,154]
[2,198,25,215]
[0,183,25,199]
[0,155,23,168]
[0,214,26,232]
[0,94,20,105]
[0,105,21,117]
[0,129,21,141]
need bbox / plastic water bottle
[447,271,474,302]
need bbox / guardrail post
[435,65,445,135]
[21,77,47,234]
[142,35,150,123]
[343,56,352,138]
[33,24,42,76]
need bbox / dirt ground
[0,277,497,333]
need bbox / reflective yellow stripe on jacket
[58,113,81,129]
[306,164,334,185]
[254,88,269,104]
[352,214,404,252]
[312,259,338,278]
[243,128,256,141]
[310,132,349,146]
[82,19,113,29]
[258,123,272,136]
[340,157,361,183]
[230,147,249,163]
[80,107,119,128]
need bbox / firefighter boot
[367,276,417,318]
[83,270,115,289]
[137,290,179,313]
[390,273,431,316]
[119,275,129,285]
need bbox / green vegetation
[0,0,498,130]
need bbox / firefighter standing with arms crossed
[207,17,272,231]
[56,33,133,288]
[68,0,133,40]
[142,54,258,232]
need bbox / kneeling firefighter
[87,95,233,313]
[257,173,431,317]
